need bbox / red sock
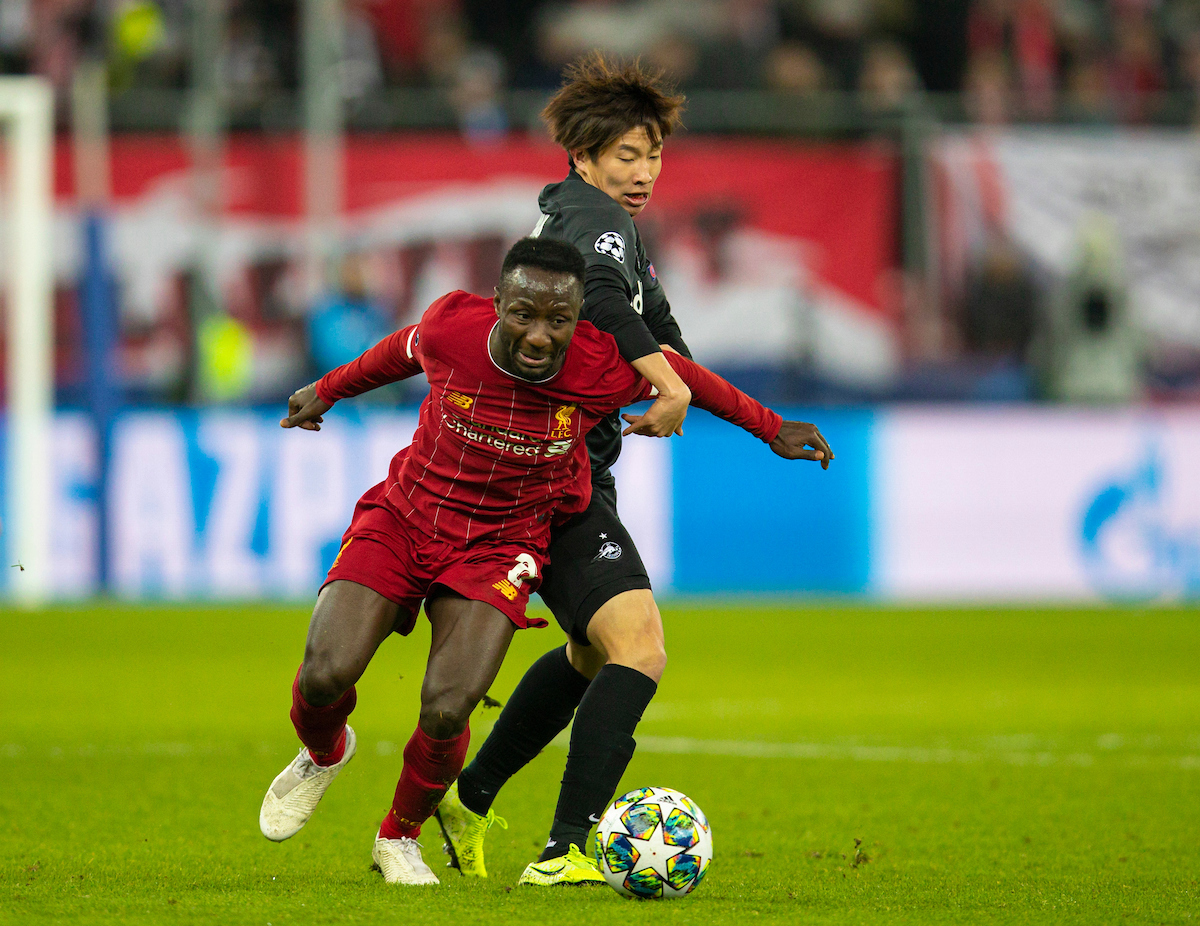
[378,725,470,840]
[290,666,356,767]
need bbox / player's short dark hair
[499,237,586,292]
[542,52,685,166]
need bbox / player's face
[574,126,662,218]
[491,267,583,381]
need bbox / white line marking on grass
[628,736,1200,770]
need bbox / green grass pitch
[2,602,1198,925]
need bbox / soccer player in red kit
[258,238,827,884]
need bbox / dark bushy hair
[500,237,586,290]
[542,52,685,165]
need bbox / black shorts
[538,474,652,646]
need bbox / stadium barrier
[3,406,1197,602]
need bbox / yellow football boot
[517,843,606,886]
[434,781,507,878]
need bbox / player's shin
[541,664,657,860]
[380,725,471,839]
[290,665,357,765]
[456,645,590,815]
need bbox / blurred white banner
[875,408,1200,600]
[935,130,1200,349]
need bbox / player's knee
[625,637,667,683]
[418,692,475,739]
[602,628,666,682]
[298,656,355,706]
[600,611,666,682]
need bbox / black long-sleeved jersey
[532,169,692,481]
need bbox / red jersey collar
[486,321,567,385]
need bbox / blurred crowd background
[0,0,1199,409]
[9,0,1200,123]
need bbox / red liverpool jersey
[316,291,781,550]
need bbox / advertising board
[874,408,1200,600]
[4,408,1197,601]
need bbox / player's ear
[493,287,502,317]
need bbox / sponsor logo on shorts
[493,553,539,601]
[594,231,626,263]
[594,541,623,561]
[492,579,519,601]
[445,391,474,410]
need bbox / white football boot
[259,725,357,842]
[372,832,440,885]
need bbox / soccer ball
[594,787,713,899]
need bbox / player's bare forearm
[624,351,691,437]
[769,420,834,469]
[280,383,332,431]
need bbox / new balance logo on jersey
[445,391,474,410]
[594,231,625,263]
[594,541,622,561]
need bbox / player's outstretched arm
[621,351,834,468]
[281,325,425,431]
[280,382,333,430]
[620,405,835,467]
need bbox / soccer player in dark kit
[258,238,829,885]
[435,55,835,886]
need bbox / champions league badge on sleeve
[595,231,626,263]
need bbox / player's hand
[769,421,834,469]
[280,383,332,431]
[621,387,691,438]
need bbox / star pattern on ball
[624,816,684,882]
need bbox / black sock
[540,664,657,861]
[457,645,590,816]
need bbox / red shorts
[322,481,549,636]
